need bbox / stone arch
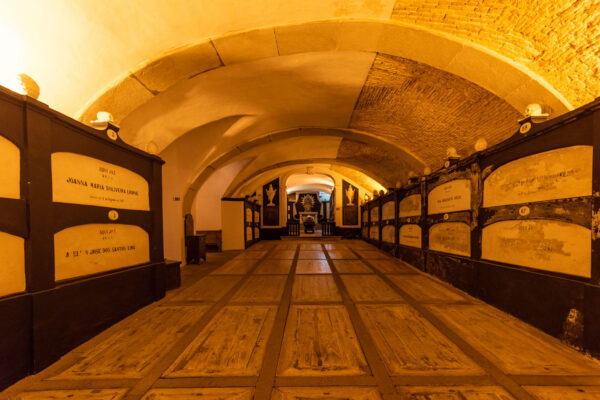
[78,19,571,126]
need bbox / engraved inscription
[400,224,422,248]
[0,135,20,199]
[52,153,149,210]
[429,222,470,256]
[382,201,394,220]
[0,231,25,297]
[482,220,591,277]
[382,225,394,243]
[399,194,421,217]
[54,224,150,281]
[484,146,592,207]
[428,180,471,215]
[369,226,379,240]
[370,207,379,222]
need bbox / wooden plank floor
[5,240,600,400]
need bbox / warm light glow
[474,138,488,152]
[0,19,25,92]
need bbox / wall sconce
[474,138,488,152]
[145,141,159,155]
[444,147,461,168]
[6,73,39,99]
[518,103,551,135]
[90,111,114,130]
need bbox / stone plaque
[370,207,379,222]
[52,153,149,210]
[54,224,150,281]
[254,210,260,223]
[482,219,591,277]
[254,227,260,239]
[382,225,394,243]
[246,226,252,241]
[399,224,422,248]
[0,135,20,199]
[428,222,470,256]
[369,226,379,240]
[382,201,394,220]
[245,207,252,222]
[399,194,421,217]
[428,180,471,215]
[0,231,25,297]
[484,146,592,207]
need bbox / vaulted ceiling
[2,0,598,208]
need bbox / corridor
[4,240,600,400]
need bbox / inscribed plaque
[370,207,379,222]
[428,180,471,214]
[399,224,422,248]
[382,225,394,243]
[254,227,260,239]
[484,146,592,207]
[0,135,20,199]
[246,226,252,241]
[0,231,25,297]
[428,222,470,256]
[399,194,421,217]
[369,226,379,240]
[52,153,149,210]
[382,201,394,220]
[54,224,150,281]
[482,219,591,277]
[245,207,252,222]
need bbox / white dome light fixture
[474,138,488,152]
[6,73,39,99]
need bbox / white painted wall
[192,159,250,232]
[221,200,245,251]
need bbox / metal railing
[322,221,336,236]
[287,221,300,236]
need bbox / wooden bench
[196,230,222,252]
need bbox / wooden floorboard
[5,239,600,400]
[277,305,370,377]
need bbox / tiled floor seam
[348,245,537,400]
[0,260,226,398]
[253,244,300,400]
[321,243,401,399]
[119,246,280,400]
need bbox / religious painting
[342,180,358,225]
[262,177,279,226]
